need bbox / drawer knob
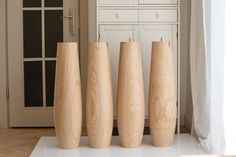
[115,14,119,18]
[155,13,159,18]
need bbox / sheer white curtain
[190,0,210,142]
[224,0,236,154]
[190,0,225,153]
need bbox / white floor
[30,134,206,157]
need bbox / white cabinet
[98,10,139,23]
[139,0,178,5]
[98,0,138,5]
[95,0,180,127]
[99,24,178,117]
[139,10,178,22]
[138,24,177,115]
[98,0,178,5]
[99,25,139,117]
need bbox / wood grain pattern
[148,41,176,147]
[54,42,82,149]
[86,42,113,148]
[117,42,145,148]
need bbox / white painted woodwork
[7,0,79,127]
[97,0,180,126]
[98,0,138,5]
[139,0,178,5]
[98,10,139,23]
[139,10,178,22]
[99,25,139,117]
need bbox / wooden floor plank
[0,127,189,157]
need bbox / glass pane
[46,61,56,107]
[24,62,43,107]
[45,0,63,7]
[23,0,41,7]
[23,11,42,58]
[45,10,63,57]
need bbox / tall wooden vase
[117,42,145,148]
[148,41,176,147]
[54,42,82,149]
[86,42,113,148]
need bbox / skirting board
[30,134,206,157]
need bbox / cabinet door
[139,24,178,116]
[98,0,138,5]
[99,25,139,118]
[139,0,177,5]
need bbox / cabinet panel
[98,0,138,5]
[139,10,178,22]
[139,24,178,116]
[99,25,139,117]
[139,0,178,5]
[98,10,138,23]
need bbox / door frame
[2,0,83,128]
[0,0,8,129]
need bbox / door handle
[60,9,75,36]
[60,15,73,19]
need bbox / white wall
[0,0,9,128]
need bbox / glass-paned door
[8,0,79,127]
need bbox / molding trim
[80,0,88,127]
[0,0,9,128]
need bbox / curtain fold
[190,0,225,153]
[224,0,236,154]
[190,0,210,143]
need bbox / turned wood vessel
[54,42,82,149]
[117,42,145,148]
[86,42,113,148]
[148,41,176,147]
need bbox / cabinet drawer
[98,0,138,5]
[139,0,177,5]
[98,10,138,23]
[139,10,178,22]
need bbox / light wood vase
[148,42,176,147]
[54,42,82,149]
[117,42,145,148]
[86,42,113,148]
